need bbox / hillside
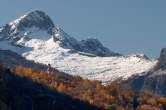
[0,64,101,110]
[0,64,166,110]
[0,48,61,73]
[122,48,166,97]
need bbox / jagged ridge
[0,10,120,57]
[0,10,157,84]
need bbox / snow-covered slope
[0,10,157,84]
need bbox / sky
[0,0,166,58]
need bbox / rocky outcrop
[52,27,121,57]
[155,48,166,70]
[142,72,166,96]
[79,38,121,57]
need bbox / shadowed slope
[0,65,101,110]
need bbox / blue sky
[0,0,166,58]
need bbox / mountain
[122,48,166,97]
[0,10,120,57]
[0,10,157,84]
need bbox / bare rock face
[122,70,166,97]
[52,27,121,57]
[9,10,54,34]
[79,38,121,57]
[142,73,166,96]
[155,48,166,70]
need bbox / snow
[17,27,50,41]
[0,33,157,84]
[9,10,46,30]
[0,10,158,84]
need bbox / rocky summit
[0,10,54,42]
[9,10,54,33]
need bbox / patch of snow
[9,10,46,30]
[22,27,50,40]
[10,27,51,44]
[9,14,26,30]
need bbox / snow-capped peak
[9,10,54,31]
[0,10,158,84]
[4,10,54,42]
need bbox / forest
[0,64,166,110]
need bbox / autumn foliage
[0,64,166,110]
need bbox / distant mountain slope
[122,48,166,97]
[0,10,157,83]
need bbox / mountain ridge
[0,10,157,84]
